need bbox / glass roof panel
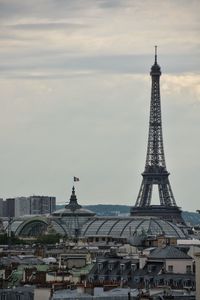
[84,219,107,236]
[97,219,119,235]
[122,219,146,237]
[109,219,132,236]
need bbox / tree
[36,233,61,244]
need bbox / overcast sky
[0,0,199,211]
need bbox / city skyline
[0,0,199,211]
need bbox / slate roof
[133,261,163,278]
[148,246,192,260]
[0,255,44,266]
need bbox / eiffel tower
[131,47,184,224]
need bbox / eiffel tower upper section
[145,47,167,175]
[131,48,184,224]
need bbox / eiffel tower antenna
[155,45,157,63]
[131,48,184,224]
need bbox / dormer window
[186,265,192,273]
[148,265,152,273]
[120,263,125,272]
[131,264,137,272]
[98,263,103,272]
[108,263,113,271]
[168,265,173,272]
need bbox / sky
[0,0,199,211]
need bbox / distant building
[15,197,31,217]
[2,196,56,217]
[0,286,34,300]
[0,198,4,217]
[4,197,31,217]
[6,198,15,217]
[195,252,200,300]
[30,196,56,215]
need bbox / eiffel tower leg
[135,181,144,207]
[158,183,171,206]
[166,181,176,206]
[158,184,165,206]
[157,176,176,206]
[144,183,152,206]
[135,179,153,207]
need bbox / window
[148,265,154,272]
[186,265,192,273]
[120,263,125,272]
[108,264,113,271]
[131,264,137,272]
[98,263,103,272]
[168,265,173,272]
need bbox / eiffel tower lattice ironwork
[131,47,184,224]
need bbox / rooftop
[149,245,192,260]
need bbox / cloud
[0,53,199,81]
[7,22,88,31]
[0,1,76,21]
[95,0,125,8]
[162,74,200,103]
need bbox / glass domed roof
[81,217,186,239]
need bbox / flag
[74,176,80,182]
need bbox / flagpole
[73,176,80,187]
